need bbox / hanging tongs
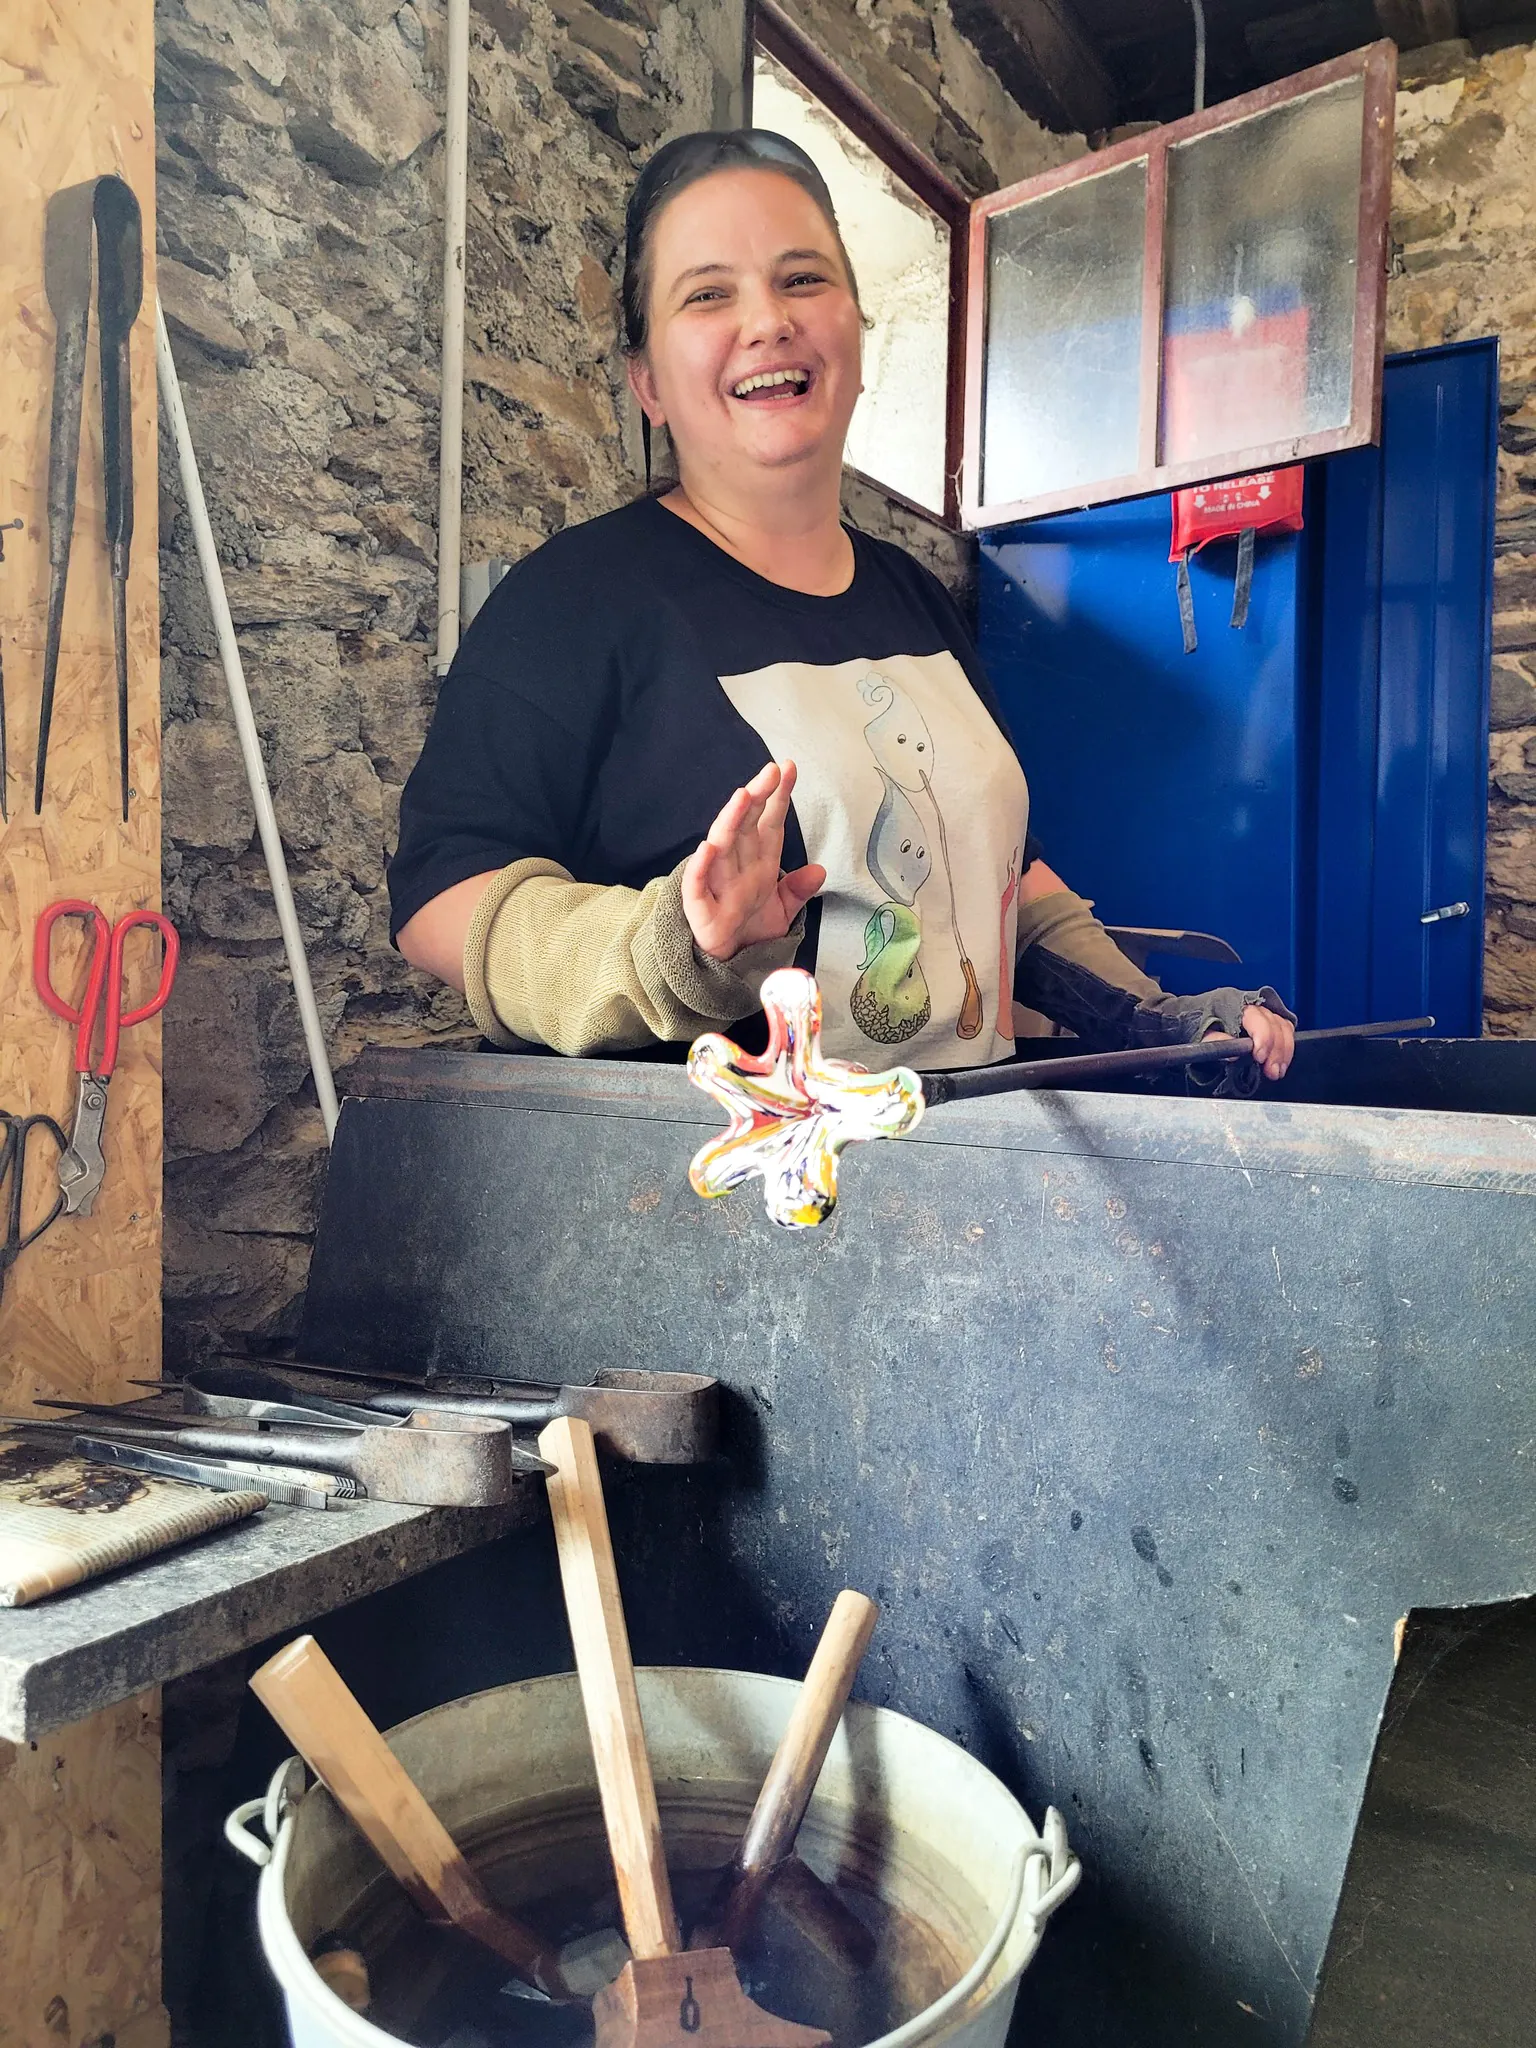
[36,174,143,821]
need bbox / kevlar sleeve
[1015,887,1296,1052]
[463,857,804,1056]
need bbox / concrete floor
[1310,1599,1536,2048]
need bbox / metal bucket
[226,1666,1079,2048]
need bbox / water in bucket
[331,1788,970,2048]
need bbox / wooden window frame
[962,40,1398,529]
[749,0,970,529]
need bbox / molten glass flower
[687,968,926,1230]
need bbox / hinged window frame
[960,39,1398,530]
[750,0,971,528]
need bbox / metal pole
[924,1016,1435,1106]
[1189,0,1207,113]
[435,0,470,677]
[154,300,341,1141]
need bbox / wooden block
[594,1950,829,2048]
[0,4,167,2043]
[312,1947,371,2014]
[0,0,163,1417]
[0,1690,168,2048]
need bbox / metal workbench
[294,1043,1536,2048]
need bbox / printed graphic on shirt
[854,674,932,1044]
[717,652,1029,1070]
[854,672,985,1045]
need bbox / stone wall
[154,0,1065,1365]
[157,0,435,1368]
[1388,34,1536,1034]
[772,0,1078,194]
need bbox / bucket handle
[225,1756,309,1869]
[1025,1804,1082,1924]
[857,1806,1080,2048]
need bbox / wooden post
[0,1696,168,2048]
[0,1,168,2041]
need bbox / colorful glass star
[687,968,926,1230]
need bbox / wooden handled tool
[249,1634,626,2001]
[693,1590,878,1959]
[539,1414,830,2048]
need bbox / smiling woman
[388,130,1297,1080]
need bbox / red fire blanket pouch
[1169,467,1305,652]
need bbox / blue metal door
[977,340,1497,1034]
[1307,338,1497,1034]
[978,490,1305,1003]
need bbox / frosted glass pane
[754,54,950,516]
[1161,75,1364,467]
[982,159,1146,506]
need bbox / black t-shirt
[390,496,1041,1065]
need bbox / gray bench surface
[0,1490,536,1740]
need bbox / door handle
[1420,901,1470,925]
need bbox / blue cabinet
[979,339,1498,1035]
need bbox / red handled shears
[33,901,179,1216]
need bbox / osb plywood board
[0,4,168,2043]
[0,1688,166,2048]
[0,0,161,1412]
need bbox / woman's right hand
[683,760,826,962]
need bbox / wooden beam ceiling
[1245,1,1382,78]
[948,0,1120,135]
[1374,0,1462,39]
[963,0,1536,129]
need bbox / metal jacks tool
[15,1399,551,1507]
[155,1359,721,1466]
[0,517,23,821]
[37,174,143,820]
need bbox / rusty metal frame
[961,40,1398,530]
[750,0,969,528]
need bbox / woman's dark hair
[621,129,861,486]
[621,127,860,359]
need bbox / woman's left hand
[1240,1004,1295,1081]
[1202,1006,1296,1080]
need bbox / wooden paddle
[539,1414,831,2048]
[249,1634,628,2001]
[691,1589,878,1961]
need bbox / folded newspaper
[0,1438,265,1607]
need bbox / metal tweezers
[36,174,143,820]
[68,1434,345,1510]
